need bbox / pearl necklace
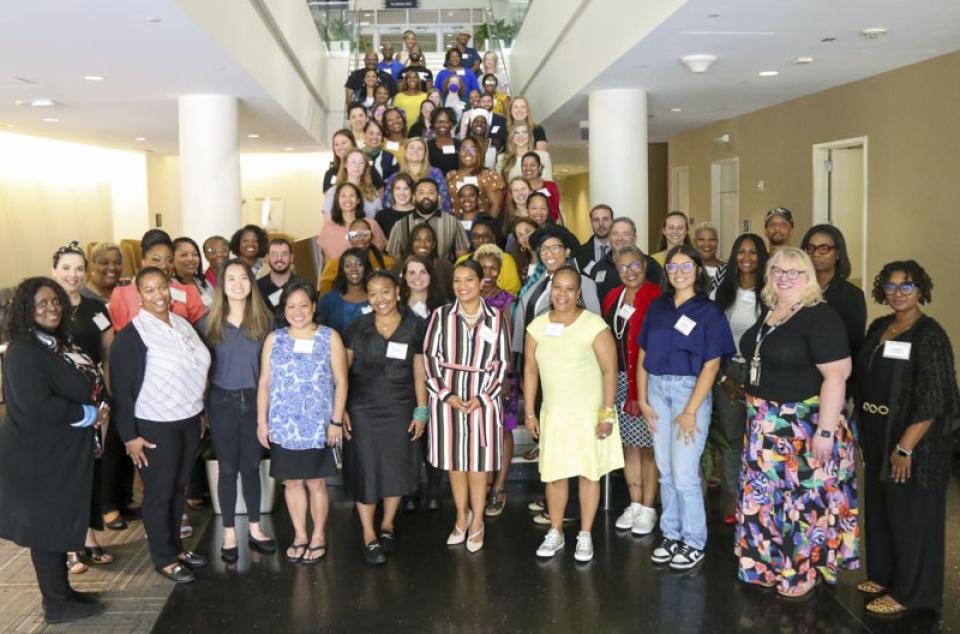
[458,303,483,328]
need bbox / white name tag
[490,125,500,134]
[418,72,429,81]
[442,144,456,155]
[527,263,537,278]
[595,270,607,284]
[412,301,429,318]
[583,260,596,275]
[456,69,465,76]
[460,220,473,231]
[883,340,911,360]
[544,322,565,337]
[617,304,636,320]
[330,175,337,185]
[539,188,551,197]
[292,338,314,354]
[66,352,89,366]
[92,312,111,332]
[674,315,697,336]
[361,305,373,314]
[169,287,187,304]
[385,140,400,151]
[268,289,282,307]
[386,342,409,359]
[461,175,478,186]
[479,325,497,344]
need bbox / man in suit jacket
[580,213,662,301]
[575,204,614,272]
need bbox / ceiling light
[135,137,146,142]
[758,70,779,77]
[84,75,105,82]
[707,13,720,17]
[41,117,59,123]
[860,27,887,39]
[247,133,260,139]
[559,168,570,173]
[146,16,162,23]
[30,98,58,108]
[792,57,814,65]
[669,107,683,112]
[680,54,718,73]
[284,147,295,151]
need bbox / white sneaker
[536,528,565,558]
[574,531,594,562]
[527,499,545,512]
[615,505,640,530]
[631,506,658,536]
[669,542,705,570]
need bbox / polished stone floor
[150,470,960,634]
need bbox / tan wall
[647,142,669,254]
[556,172,591,242]
[668,50,960,358]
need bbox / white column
[177,95,241,240]
[588,89,648,247]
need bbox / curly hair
[4,277,72,343]
[229,225,269,259]
[870,260,933,305]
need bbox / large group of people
[0,38,957,628]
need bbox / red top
[108,281,207,332]
[601,281,661,406]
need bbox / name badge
[386,342,409,359]
[412,301,429,318]
[66,352,89,366]
[92,312,111,332]
[418,72,428,81]
[883,340,911,360]
[490,125,500,134]
[538,188,551,197]
[617,304,636,320]
[456,69,465,76]
[361,305,373,314]
[292,338,314,354]
[544,322,565,337]
[595,270,607,284]
[527,263,537,278]
[330,175,337,185]
[583,260,596,275]
[674,315,697,336]
[460,220,473,231]
[169,287,187,304]
[385,140,400,151]
[442,144,456,155]
[479,325,497,344]
[268,289,282,307]
[461,175,479,186]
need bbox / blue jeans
[648,374,711,550]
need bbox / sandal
[857,580,886,594]
[66,552,87,575]
[285,543,307,563]
[866,595,908,616]
[776,582,816,600]
[301,544,326,564]
[84,546,113,565]
[484,489,507,517]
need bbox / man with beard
[379,42,404,80]
[402,46,434,91]
[575,204,615,273]
[764,207,794,254]
[579,216,662,299]
[256,239,308,315]
[386,178,470,261]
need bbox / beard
[416,198,438,214]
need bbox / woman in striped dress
[424,260,509,553]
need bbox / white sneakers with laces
[574,531,594,562]
[536,528,565,558]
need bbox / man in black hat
[764,206,794,254]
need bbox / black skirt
[269,446,338,481]
[343,406,421,504]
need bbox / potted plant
[325,17,353,54]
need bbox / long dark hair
[205,258,273,345]
[399,255,446,310]
[800,223,853,280]
[661,244,710,296]
[172,236,208,289]
[5,277,72,343]
[331,182,364,227]
[406,222,439,260]
[333,248,374,295]
[713,233,768,313]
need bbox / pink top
[108,281,207,332]
[315,214,387,261]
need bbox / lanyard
[614,288,630,340]
[749,302,802,386]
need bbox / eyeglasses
[460,147,478,154]
[204,248,228,256]
[883,282,916,296]
[34,298,62,312]
[346,230,372,240]
[539,244,565,255]
[804,243,837,256]
[616,261,644,274]
[770,267,805,280]
[665,262,696,274]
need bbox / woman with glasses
[601,246,661,537]
[315,248,373,334]
[637,245,734,571]
[319,218,394,293]
[445,137,505,219]
[426,107,460,176]
[854,261,958,616]
[735,247,858,598]
[202,237,230,287]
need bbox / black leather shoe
[178,551,208,569]
[363,541,386,565]
[379,531,396,553]
[221,546,239,564]
[403,496,419,513]
[69,590,101,605]
[427,496,440,511]
[104,517,128,531]
[44,599,103,624]
[157,563,195,584]
[248,536,277,554]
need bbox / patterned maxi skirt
[734,395,860,589]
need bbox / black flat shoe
[427,496,440,511]
[178,551,208,569]
[403,497,419,513]
[379,531,396,553]
[221,546,239,564]
[363,541,386,565]
[44,599,103,624]
[104,517,127,531]
[70,590,101,605]
[121,506,142,520]
[248,536,277,554]
[157,563,195,584]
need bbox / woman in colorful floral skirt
[735,247,859,598]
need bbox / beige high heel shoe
[446,510,473,546]
[465,524,485,553]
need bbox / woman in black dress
[855,261,959,616]
[342,271,427,564]
[0,277,109,624]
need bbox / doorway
[710,158,739,256]
[812,137,867,286]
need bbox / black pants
[138,416,201,569]
[101,422,135,514]
[208,387,264,527]
[863,458,946,612]
[30,549,71,611]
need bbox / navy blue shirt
[637,293,735,376]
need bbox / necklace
[376,314,400,334]
[884,312,921,339]
[458,303,483,328]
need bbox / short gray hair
[612,216,636,234]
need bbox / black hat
[764,207,794,227]
[530,224,580,253]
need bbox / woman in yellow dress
[524,265,623,563]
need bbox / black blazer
[109,325,148,443]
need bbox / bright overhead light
[284,147,295,151]
[247,133,260,139]
[758,70,779,77]
[669,107,683,112]
[860,27,887,39]
[792,57,814,65]
[31,98,58,108]
[42,117,59,123]
[680,54,718,73]
[84,75,105,82]
[134,137,146,142]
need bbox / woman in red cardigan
[601,245,661,536]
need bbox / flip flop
[857,580,886,594]
[301,544,327,564]
[866,595,908,616]
[285,543,307,563]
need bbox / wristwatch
[818,428,834,438]
[896,444,912,458]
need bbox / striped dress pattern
[424,300,509,472]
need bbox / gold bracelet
[597,407,616,422]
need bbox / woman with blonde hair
[322,148,383,218]
[383,137,451,212]
[498,123,552,183]
[506,96,548,150]
[503,177,532,232]
[81,242,123,304]
[735,247,858,597]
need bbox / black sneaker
[669,543,705,570]
[650,537,680,564]
[363,541,386,565]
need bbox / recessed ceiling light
[31,98,58,108]
[821,36,836,43]
[247,133,260,139]
[860,27,887,39]
[669,107,683,112]
[758,70,779,77]
[707,13,720,17]
[84,75,105,82]
[792,57,814,65]
[146,16,162,23]
[284,147,295,151]
[135,137,146,142]
[41,117,59,123]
